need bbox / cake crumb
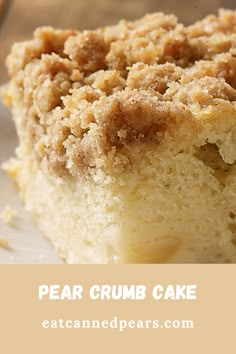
[0,238,10,250]
[0,206,17,225]
[1,158,21,179]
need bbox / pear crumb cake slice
[3,9,236,263]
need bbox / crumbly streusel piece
[0,206,17,225]
[0,238,10,250]
[3,9,236,263]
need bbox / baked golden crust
[4,9,236,174]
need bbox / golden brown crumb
[0,238,10,250]
[4,9,236,175]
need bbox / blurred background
[0,0,235,83]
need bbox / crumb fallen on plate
[0,205,17,225]
[1,158,21,179]
[0,237,10,250]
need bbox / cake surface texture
[3,9,236,263]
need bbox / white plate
[0,97,62,263]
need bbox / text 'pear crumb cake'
[2,9,236,263]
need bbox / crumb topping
[4,9,236,174]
